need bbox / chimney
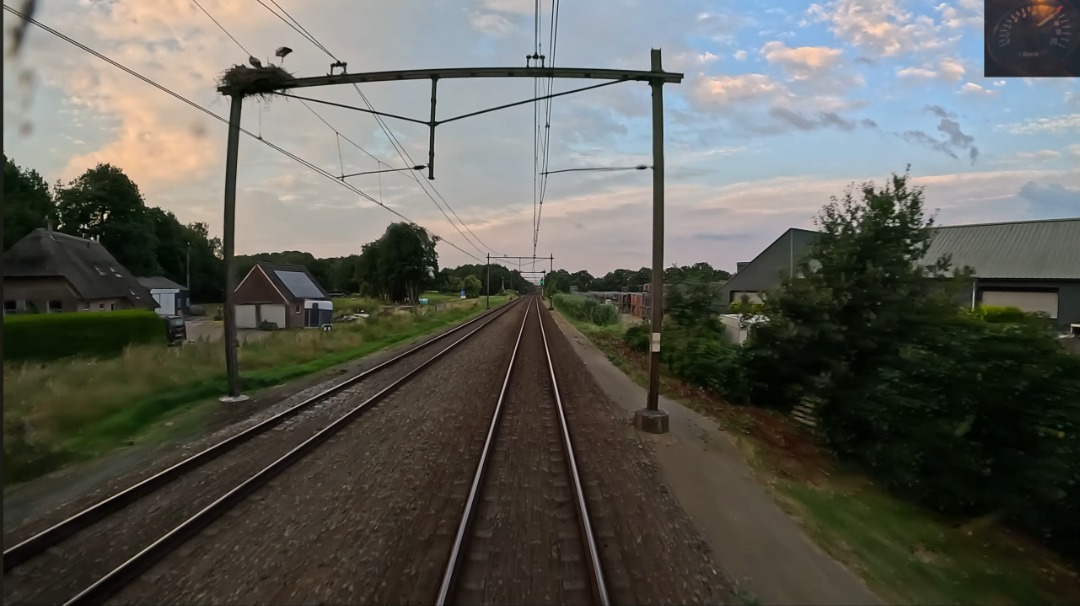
[736,261,750,274]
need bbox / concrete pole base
[633,408,669,434]
[219,394,250,403]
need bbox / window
[4,300,17,314]
[110,303,116,311]
[83,302,91,311]
[48,300,63,313]
[98,303,105,311]
[295,304,301,313]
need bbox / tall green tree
[55,163,160,276]
[179,221,224,303]
[355,222,439,302]
[3,155,55,250]
[457,274,482,297]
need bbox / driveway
[184,319,272,344]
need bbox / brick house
[3,227,157,314]
[233,262,333,329]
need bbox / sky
[3,0,1079,276]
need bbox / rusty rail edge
[4,297,522,573]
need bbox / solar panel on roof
[274,270,324,299]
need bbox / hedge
[553,294,619,326]
[4,310,165,362]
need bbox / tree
[55,163,160,276]
[148,207,187,283]
[3,155,55,250]
[180,221,224,303]
[457,274,482,297]
[739,169,1080,555]
[354,222,439,303]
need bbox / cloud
[901,108,979,164]
[768,108,877,132]
[689,231,752,242]
[999,114,1080,134]
[733,50,748,61]
[467,11,515,37]
[924,104,955,119]
[806,0,954,58]
[759,40,863,91]
[934,0,982,28]
[686,68,865,135]
[1069,144,1080,160]
[696,10,754,43]
[895,57,965,82]
[1016,182,1080,217]
[960,82,996,96]
[1015,150,1062,162]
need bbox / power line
[532,0,561,259]
[190,0,252,58]
[254,1,497,256]
[1,4,484,263]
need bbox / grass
[3,299,498,486]
[554,309,1080,606]
[776,481,1080,605]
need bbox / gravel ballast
[7,296,735,605]
[3,304,519,606]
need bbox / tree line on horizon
[6,157,730,305]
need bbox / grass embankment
[556,312,1080,606]
[3,300,498,486]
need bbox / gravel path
[453,302,594,605]
[2,303,518,606]
[107,300,531,605]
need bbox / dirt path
[550,313,882,606]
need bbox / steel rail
[536,300,610,605]
[4,298,521,573]
[62,297,526,606]
[435,297,609,605]
[435,299,533,606]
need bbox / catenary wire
[1,4,484,263]
[253,1,497,256]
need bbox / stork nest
[217,64,295,98]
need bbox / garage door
[235,304,258,329]
[154,292,176,316]
[260,303,287,328]
[981,290,1058,318]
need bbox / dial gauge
[988,1,1080,75]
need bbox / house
[234,262,333,329]
[718,218,1080,330]
[137,276,190,316]
[3,227,156,314]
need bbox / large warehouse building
[719,218,1080,331]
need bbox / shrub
[257,320,279,331]
[553,294,618,326]
[972,304,1027,323]
[623,322,651,353]
[3,310,165,362]
[660,322,748,402]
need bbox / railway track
[436,297,609,606]
[3,297,525,606]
